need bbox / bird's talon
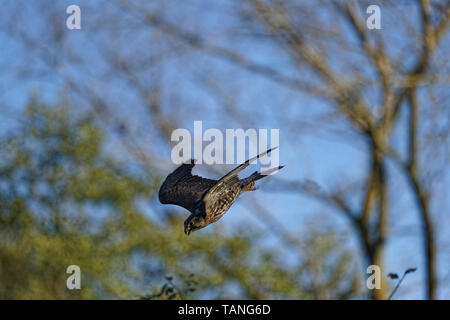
[243,181,256,191]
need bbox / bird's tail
[239,166,284,189]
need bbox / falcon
[159,147,284,235]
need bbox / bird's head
[184,214,207,235]
[184,202,207,235]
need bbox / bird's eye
[190,222,194,227]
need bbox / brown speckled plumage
[158,148,284,235]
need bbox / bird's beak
[184,227,191,236]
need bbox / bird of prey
[159,147,284,235]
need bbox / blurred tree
[0,99,362,299]
[1,0,448,300]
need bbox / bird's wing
[201,147,278,205]
[159,160,217,213]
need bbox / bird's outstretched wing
[159,160,217,213]
[201,147,278,207]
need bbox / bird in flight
[159,147,284,235]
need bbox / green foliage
[0,98,362,299]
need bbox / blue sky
[0,0,449,299]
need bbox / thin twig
[387,268,417,300]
